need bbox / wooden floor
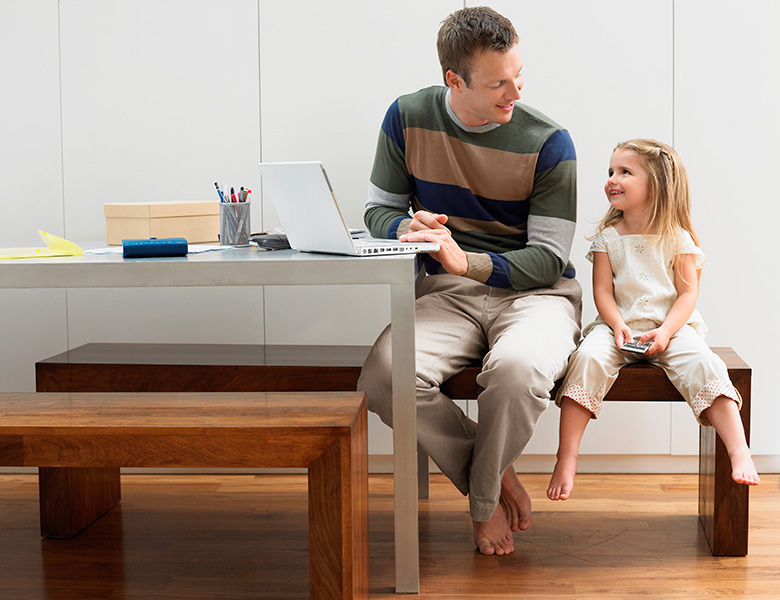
[0,472,778,599]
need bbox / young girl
[547,138,759,501]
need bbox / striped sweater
[364,86,577,290]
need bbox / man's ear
[445,69,466,93]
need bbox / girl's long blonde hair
[595,138,701,275]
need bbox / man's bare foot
[547,454,577,501]
[473,504,514,556]
[499,468,532,532]
[730,449,760,485]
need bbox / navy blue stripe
[485,253,513,288]
[536,129,576,174]
[388,216,406,240]
[381,100,405,152]
[562,266,576,279]
[413,178,529,227]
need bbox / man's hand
[400,211,469,276]
[407,210,450,234]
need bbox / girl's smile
[604,148,650,219]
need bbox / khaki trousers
[556,322,742,426]
[357,274,582,521]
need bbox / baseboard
[2,454,778,476]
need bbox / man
[357,6,581,556]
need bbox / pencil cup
[219,202,251,246]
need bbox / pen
[214,182,225,203]
[230,187,237,203]
[245,189,251,202]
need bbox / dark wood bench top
[36,343,749,402]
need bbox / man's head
[437,6,518,87]
[438,7,523,127]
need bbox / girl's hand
[640,328,671,356]
[614,324,633,349]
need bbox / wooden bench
[35,342,752,556]
[0,391,368,600]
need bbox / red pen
[230,187,237,202]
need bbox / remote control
[621,339,653,354]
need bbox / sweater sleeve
[363,99,413,239]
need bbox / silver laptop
[258,161,439,256]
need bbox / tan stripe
[406,128,536,201]
[464,252,493,284]
[446,215,526,236]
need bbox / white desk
[0,245,421,593]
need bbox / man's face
[447,44,523,127]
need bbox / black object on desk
[248,232,290,250]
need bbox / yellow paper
[0,230,84,259]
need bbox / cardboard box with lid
[104,202,219,245]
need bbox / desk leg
[390,280,419,593]
[698,368,750,555]
[39,467,121,538]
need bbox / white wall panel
[0,0,64,245]
[57,0,264,347]
[670,402,700,455]
[674,0,779,455]
[59,0,262,242]
[0,1,67,392]
[0,290,68,391]
[258,0,459,347]
[472,400,671,455]
[66,287,264,346]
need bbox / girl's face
[604,148,651,217]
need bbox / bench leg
[698,369,750,556]
[39,467,121,539]
[308,406,368,600]
[417,446,429,500]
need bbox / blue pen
[214,182,226,202]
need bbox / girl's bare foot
[701,396,760,486]
[473,504,514,555]
[547,454,577,501]
[730,449,760,485]
[499,468,532,532]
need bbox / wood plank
[35,343,372,393]
[39,467,120,538]
[0,392,365,470]
[698,363,751,555]
[308,402,368,600]
[35,343,747,403]
[1,473,777,600]
[0,392,367,431]
[0,391,369,598]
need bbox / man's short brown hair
[436,6,518,86]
